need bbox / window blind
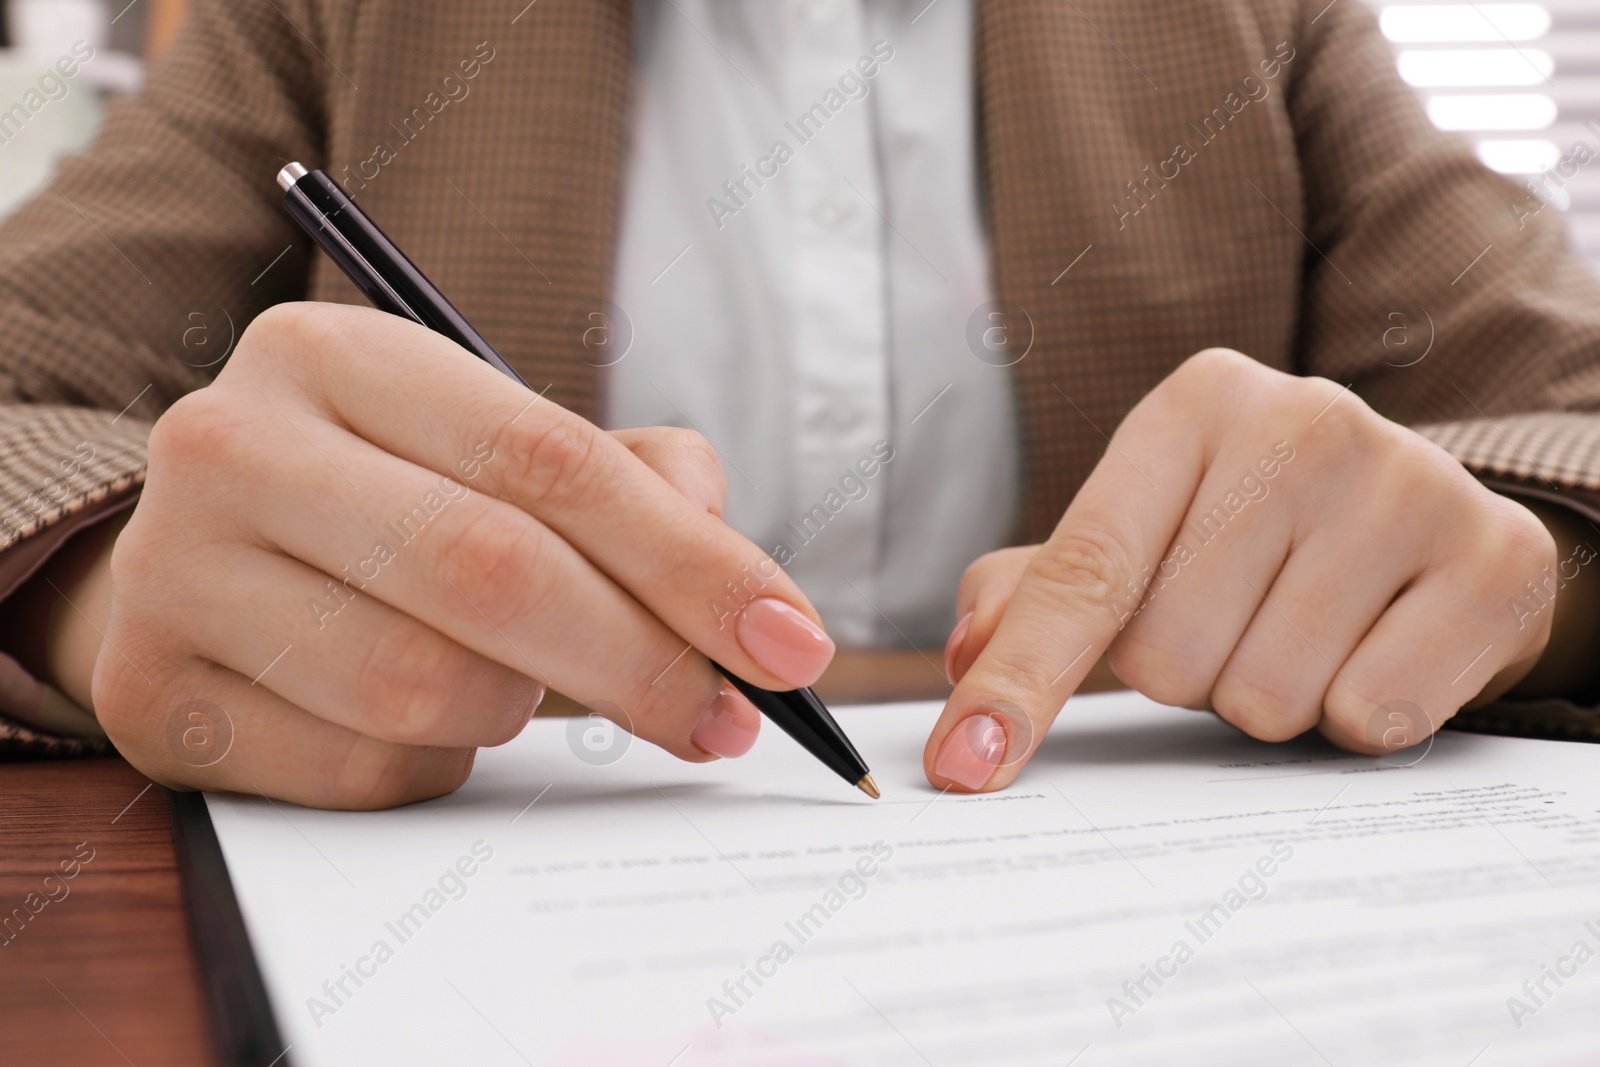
[1365,0,1600,271]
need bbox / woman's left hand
[924,349,1563,792]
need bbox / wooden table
[1,757,212,1066]
[0,651,1120,1066]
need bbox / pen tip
[856,774,880,800]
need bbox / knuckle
[1318,687,1384,753]
[493,415,606,509]
[237,301,348,377]
[146,388,245,473]
[1133,350,1267,439]
[1296,377,1379,446]
[486,675,546,744]
[355,620,539,747]
[1212,670,1310,742]
[431,503,547,632]
[626,659,715,740]
[1187,346,1252,376]
[1106,632,1208,709]
[106,510,162,592]
[90,653,193,764]
[1030,521,1135,615]
[234,301,300,353]
[586,644,722,757]
[90,653,156,742]
[659,425,716,463]
[331,736,473,811]
[355,621,465,743]
[1381,439,1449,500]
[1458,497,1555,594]
[679,429,723,477]
[648,427,726,514]
[1500,502,1558,569]
[1166,347,1256,397]
[677,430,727,495]
[965,653,1059,706]
[616,684,682,745]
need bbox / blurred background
[0,0,1596,270]
[1362,0,1600,268]
[0,0,182,216]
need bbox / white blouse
[606,0,1019,647]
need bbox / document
[205,691,1600,1066]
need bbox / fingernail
[934,713,1008,791]
[691,685,760,759]
[736,598,835,688]
[944,611,974,685]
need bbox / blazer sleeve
[1287,0,1600,724]
[0,0,329,749]
[1288,0,1600,482]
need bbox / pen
[275,162,879,800]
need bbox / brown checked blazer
[4,0,1600,753]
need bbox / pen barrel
[280,169,528,386]
[713,665,869,786]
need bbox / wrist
[0,509,128,714]
[1502,496,1600,700]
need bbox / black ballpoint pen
[275,162,880,799]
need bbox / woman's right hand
[89,301,834,808]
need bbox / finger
[945,546,1036,684]
[1209,523,1413,742]
[1106,445,1298,709]
[610,427,728,517]
[1124,393,1450,739]
[1319,509,1555,754]
[175,542,543,749]
[148,385,754,764]
[923,357,1232,792]
[96,655,476,810]
[229,303,831,690]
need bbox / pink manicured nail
[944,612,974,685]
[736,598,835,688]
[934,713,1008,791]
[691,685,761,758]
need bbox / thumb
[945,545,1038,685]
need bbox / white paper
[205,692,1600,1066]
